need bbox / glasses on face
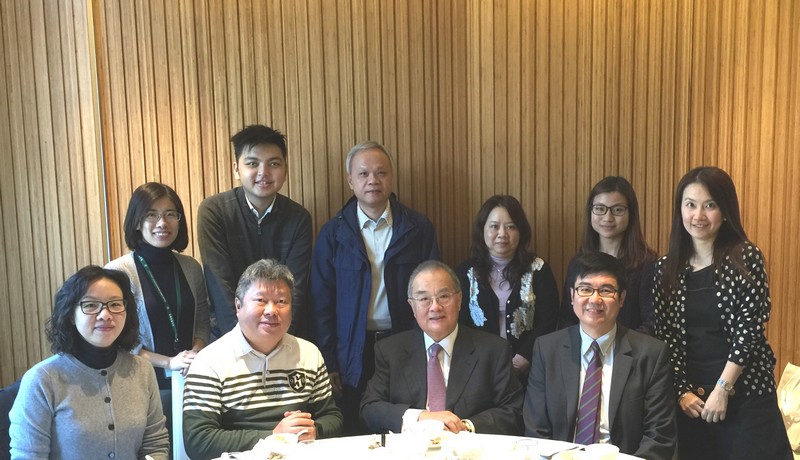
[574,285,619,299]
[78,299,127,315]
[591,204,628,216]
[143,211,181,223]
[409,290,459,308]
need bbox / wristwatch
[717,378,734,392]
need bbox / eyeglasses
[591,204,628,216]
[574,286,619,299]
[143,211,181,223]
[409,290,460,308]
[78,299,127,315]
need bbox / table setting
[215,428,641,460]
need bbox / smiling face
[681,182,724,244]
[234,143,288,212]
[73,278,127,348]
[483,206,520,259]
[138,196,179,248]
[347,148,393,218]
[572,272,625,339]
[408,267,462,342]
[236,279,292,354]
[590,191,629,242]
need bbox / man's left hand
[273,410,317,441]
[419,410,466,433]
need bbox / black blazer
[360,327,523,435]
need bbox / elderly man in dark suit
[524,252,676,460]
[360,260,523,435]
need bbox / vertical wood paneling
[0,0,105,385]
[2,0,799,386]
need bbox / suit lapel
[400,330,428,408]
[561,327,582,437]
[608,327,633,430]
[445,329,477,409]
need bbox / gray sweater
[9,352,169,460]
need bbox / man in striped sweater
[183,259,342,459]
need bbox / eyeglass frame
[78,299,128,315]
[142,211,182,223]
[591,204,628,216]
[572,285,620,299]
[408,290,461,308]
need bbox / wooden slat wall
[0,0,105,385]
[1,0,798,386]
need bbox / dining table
[214,432,645,459]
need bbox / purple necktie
[427,343,446,411]
[575,341,602,445]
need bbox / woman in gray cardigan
[10,265,169,459]
[106,182,210,445]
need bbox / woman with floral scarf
[456,195,559,379]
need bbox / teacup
[398,419,446,455]
[582,443,620,460]
[444,431,484,459]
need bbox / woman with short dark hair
[456,195,559,377]
[9,266,169,459]
[653,166,792,459]
[106,182,210,445]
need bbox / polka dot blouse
[653,243,777,398]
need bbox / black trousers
[336,330,386,435]
[677,391,792,460]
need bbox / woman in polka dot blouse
[653,166,791,459]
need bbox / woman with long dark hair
[653,166,791,459]
[9,266,169,458]
[560,176,657,333]
[457,195,559,377]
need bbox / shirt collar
[356,201,393,229]
[423,324,459,357]
[578,324,617,359]
[231,323,287,359]
[245,194,276,221]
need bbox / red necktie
[427,343,446,411]
[575,341,602,445]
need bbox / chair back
[0,380,22,460]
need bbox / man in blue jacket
[311,141,439,434]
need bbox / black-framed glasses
[409,290,460,308]
[78,299,127,315]
[143,211,181,223]
[591,204,628,216]
[574,286,619,299]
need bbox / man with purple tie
[523,253,675,459]
[360,260,523,435]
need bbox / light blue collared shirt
[357,202,393,330]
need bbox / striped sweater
[182,325,342,459]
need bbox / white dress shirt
[576,325,617,444]
[401,326,459,429]
[245,194,276,224]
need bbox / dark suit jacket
[360,327,523,435]
[524,326,676,460]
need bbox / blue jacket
[310,195,439,387]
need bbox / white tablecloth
[215,433,643,459]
